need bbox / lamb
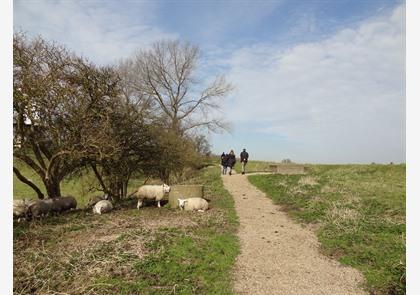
[177,197,209,212]
[26,200,52,218]
[135,184,171,209]
[92,200,113,214]
[86,194,110,209]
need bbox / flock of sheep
[13,184,209,221]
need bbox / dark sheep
[26,200,51,219]
[42,196,77,214]
[55,196,77,213]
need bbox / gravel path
[222,172,367,295]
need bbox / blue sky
[14,0,405,163]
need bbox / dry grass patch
[13,203,219,294]
[298,176,318,186]
[326,203,361,226]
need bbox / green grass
[248,164,405,295]
[241,160,276,173]
[91,166,240,294]
[14,165,240,294]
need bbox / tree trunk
[109,179,120,201]
[123,179,129,198]
[13,167,45,199]
[160,169,170,185]
[44,178,61,198]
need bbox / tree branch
[13,166,45,199]
[90,163,109,195]
[14,153,45,179]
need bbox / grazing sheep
[87,194,110,209]
[177,197,209,212]
[26,200,52,218]
[136,184,171,209]
[92,200,113,214]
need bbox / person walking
[227,150,236,175]
[240,148,249,175]
[221,152,228,175]
[220,152,226,174]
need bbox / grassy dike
[14,166,240,294]
[248,164,405,295]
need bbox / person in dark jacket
[220,152,228,175]
[227,150,236,175]
[240,148,249,175]
[220,152,225,174]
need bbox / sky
[14,0,406,163]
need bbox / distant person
[227,150,236,176]
[220,152,228,175]
[240,148,249,175]
[220,152,225,174]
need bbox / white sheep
[92,200,113,214]
[177,197,209,212]
[13,199,27,218]
[13,199,35,219]
[135,184,171,209]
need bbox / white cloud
[220,5,405,163]
[14,0,177,65]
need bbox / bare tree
[86,99,161,199]
[121,40,233,135]
[13,33,121,198]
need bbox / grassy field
[241,160,275,173]
[13,166,239,294]
[248,164,406,295]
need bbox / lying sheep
[177,197,209,212]
[43,196,77,214]
[26,200,52,219]
[13,199,28,218]
[86,194,110,209]
[58,196,77,212]
[135,184,171,209]
[92,200,113,214]
[13,199,36,220]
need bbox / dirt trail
[222,172,366,295]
